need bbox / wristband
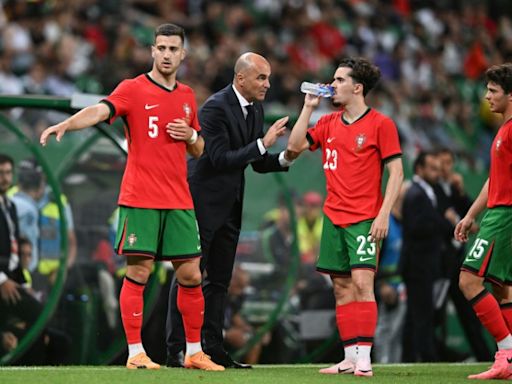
[187,129,198,144]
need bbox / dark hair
[413,150,435,173]
[0,153,14,167]
[154,23,185,44]
[434,147,454,159]
[485,63,512,94]
[18,158,43,191]
[338,58,381,96]
[19,236,32,249]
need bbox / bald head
[233,52,271,102]
[234,52,269,75]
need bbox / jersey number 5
[323,149,338,170]
[148,116,159,138]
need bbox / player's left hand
[166,118,194,141]
[369,213,389,243]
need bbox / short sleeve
[378,117,402,161]
[189,97,201,132]
[307,117,327,152]
[102,80,133,124]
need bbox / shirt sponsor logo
[145,104,159,110]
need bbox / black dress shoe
[166,352,184,368]
[205,348,252,369]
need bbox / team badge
[355,133,366,152]
[183,103,191,123]
[128,233,137,246]
[496,137,502,152]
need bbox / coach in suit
[166,52,291,368]
[400,151,457,362]
[433,148,491,362]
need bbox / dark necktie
[245,104,255,137]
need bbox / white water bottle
[300,81,334,98]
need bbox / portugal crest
[355,133,366,152]
[183,103,191,123]
[496,137,502,152]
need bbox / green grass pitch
[0,363,492,384]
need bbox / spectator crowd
[1,0,511,167]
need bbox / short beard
[331,99,342,108]
[157,64,175,77]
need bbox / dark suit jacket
[188,84,288,231]
[0,196,23,283]
[400,181,453,279]
[434,182,472,274]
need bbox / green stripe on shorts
[462,207,512,284]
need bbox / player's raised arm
[285,93,320,161]
[40,102,111,146]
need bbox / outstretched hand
[40,122,67,146]
[262,116,289,148]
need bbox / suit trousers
[166,200,242,354]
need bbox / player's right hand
[454,216,474,243]
[40,123,67,146]
[263,116,288,148]
[304,93,321,108]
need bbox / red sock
[500,303,512,333]
[177,284,204,343]
[120,277,145,344]
[471,290,509,342]
[357,301,378,346]
[336,302,358,347]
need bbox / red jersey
[307,108,402,227]
[102,74,200,209]
[488,119,512,207]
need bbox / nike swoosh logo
[359,257,373,262]
[133,312,143,317]
[145,104,159,110]
[338,367,353,373]
[327,137,335,143]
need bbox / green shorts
[317,215,380,275]
[461,207,512,285]
[115,206,201,261]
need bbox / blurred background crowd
[1,0,512,167]
[0,0,509,367]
